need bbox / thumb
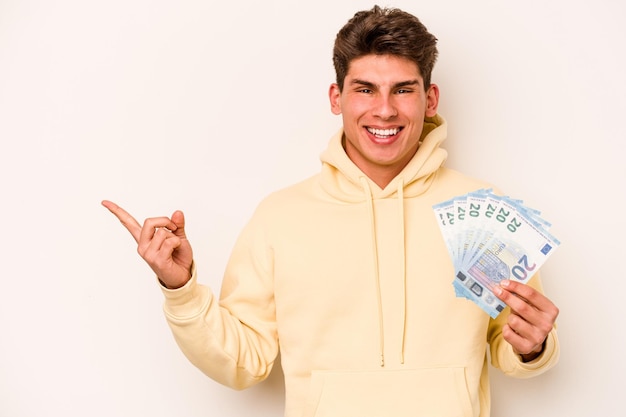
[171,210,186,238]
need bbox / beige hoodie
[162,115,559,417]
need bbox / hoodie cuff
[159,262,212,320]
[514,328,560,375]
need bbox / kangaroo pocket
[302,367,474,417]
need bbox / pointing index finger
[101,200,142,243]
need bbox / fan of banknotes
[432,189,560,318]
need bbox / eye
[357,88,373,94]
[396,89,413,94]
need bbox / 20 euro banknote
[433,190,560,318]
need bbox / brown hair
[333,5,438,91]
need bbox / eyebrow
[350,78,422,89]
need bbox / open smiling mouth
[366,127,402,139]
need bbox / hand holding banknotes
[433,189,560,361]
[494,279,559,361]
[101,200,193,289]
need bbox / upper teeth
[368,127,400,136]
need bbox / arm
[163,211,279,389]
[162,262,278,390]
[102,200,278,389]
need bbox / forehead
[346,54,423,84]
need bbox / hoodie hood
[319,114,448,202]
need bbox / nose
[372,94,398,120]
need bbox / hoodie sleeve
[160,205,279,390]
[487,271,560,378]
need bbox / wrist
[517,341,545,363]
[158,274,191,290]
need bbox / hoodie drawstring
[397,179,407,365]
[360,177,385,367]
[360,177,408,367]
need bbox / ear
[329,83,342,115]
[425,83,440,117]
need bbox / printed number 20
[511,254,537,281]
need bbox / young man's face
[329,54,439,188]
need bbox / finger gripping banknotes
[433,189,560,318]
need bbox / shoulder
[250,174,322,218]
[434,167,499,193]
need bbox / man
[103,5,559,416]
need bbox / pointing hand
[102,200,193,289]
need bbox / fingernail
[501,280,511,288]
[493,286,503,296]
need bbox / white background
[1,0,624,416]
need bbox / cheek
[399,101,426,118]
[341,97,371,117]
